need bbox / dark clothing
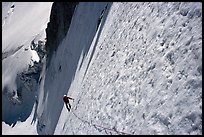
[63,96,74,112]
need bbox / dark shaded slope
[45,2,78,67]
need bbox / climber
[63,95,74,112]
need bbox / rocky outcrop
[31,39,46,62]
[2,39,44,126]
[45,2,78,66]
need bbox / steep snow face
[2,2,202,135]
[53,2,202,135]
[2,2,52,134]
[36,2,110,135]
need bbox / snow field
[2,2,202,135]
[62,2,202,135]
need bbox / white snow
[2,2,202,135]
[2,2,52,92]
[2,2,53,135]
[53,2,202,135]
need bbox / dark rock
[45,2,78,66]
[11,5,15,8]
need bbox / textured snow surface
[2,2,202,135]
[54,2,202,135]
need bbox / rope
[71,111,131,135]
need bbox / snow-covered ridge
[2,2,53,134]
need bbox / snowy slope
[53,2,202,135]
[2,2,202,135]
[36,2,110,135]
[2,2,52,94]
[2,2,53,135]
